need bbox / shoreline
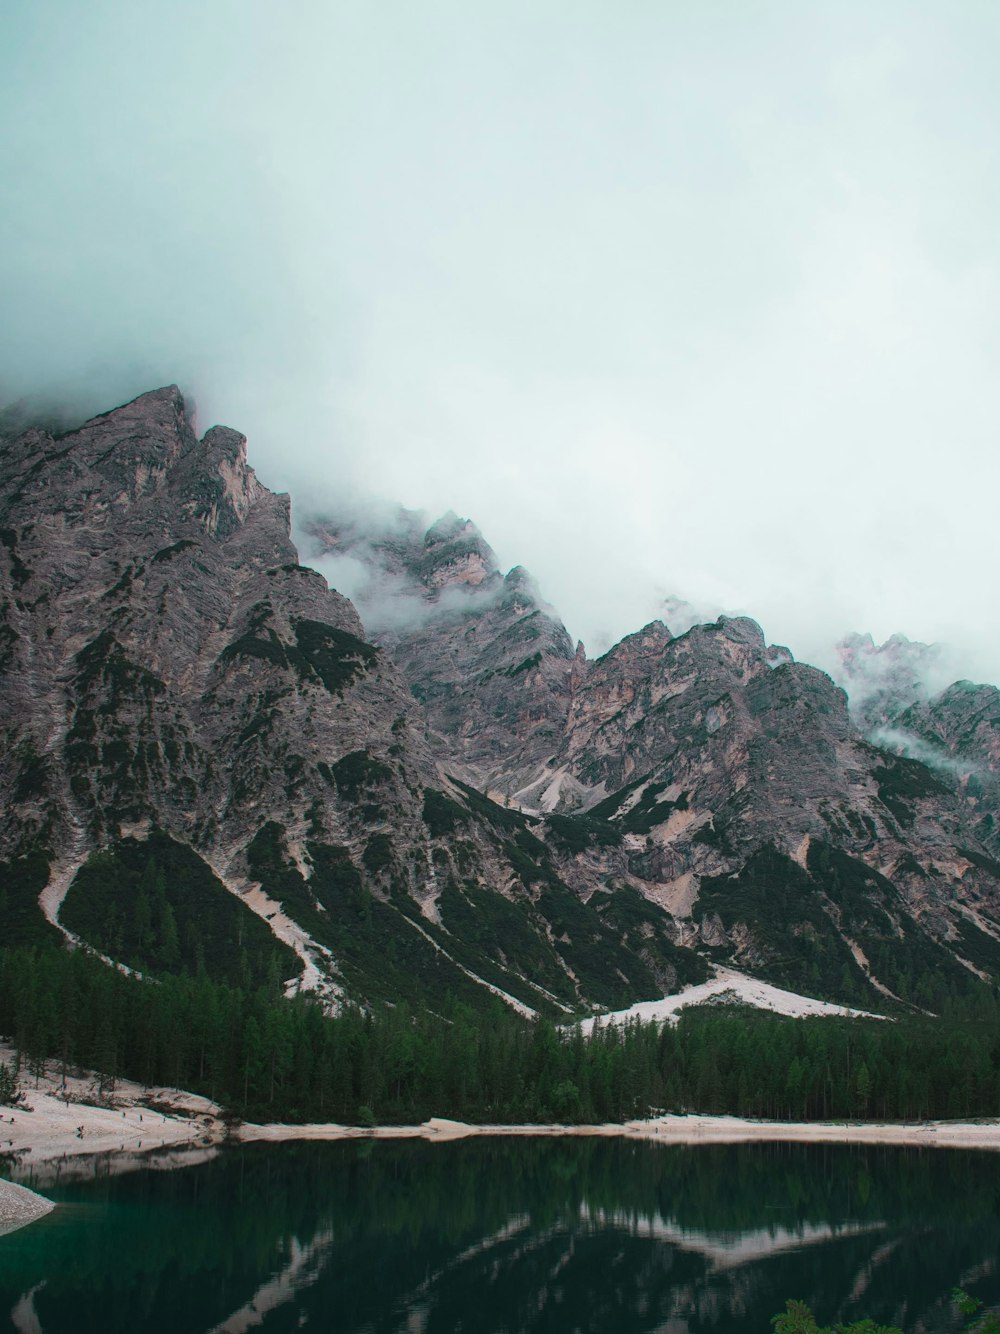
[6,1042,1000,1196]
[7,1099,1000,1225]
[9,1082,1000,1173]
[235,1113,1000,1151]
[0,1178,54,1236]
[0,1043,226,1190]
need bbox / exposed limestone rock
[4,386,1000,1017]
[305,511,577,795]
[0,391,705,1015]
[299,495,1000,1010]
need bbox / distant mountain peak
[418,512,499,592]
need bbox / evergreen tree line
[3,943,1000,1125]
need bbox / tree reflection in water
[2,1138,997,1333]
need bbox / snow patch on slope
[575,966,886,1035]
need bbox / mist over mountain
[295,499,998,718]
[5,3,1000,692]
[7,387,995,1020]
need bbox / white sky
[3,2,999,680]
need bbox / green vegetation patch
[292,618,378,693]
[0,607,17,670]
[331,750,393,801]
[449,778,540,834]
[505,651,541,676]
[532,879,664,1010]
[74,630,165,711]
[581,776,689,835]
[61,831,299,987]
[690,819,734,852]
[695,844,870,1004]
[436,878,577,1011]
[958,846,1000,881]
[247,824,504,1012]
[586,774,651,822]
[0,527,30,589]
[544,813,623,854]
[362,833,394,875]
[806,842,900,936]
[872,752,949,828]
[219,605,378,696]
[590,885,709,989]
[0,851,61,948]
[12,741,49,801]
[620,785,688,835]
[423,782,542,850]
[806,841,980,1009]
[421,788,471,838]
[951,917,1000,979]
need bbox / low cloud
[869,725,982,782]
[4,3,1000,690]
[293,509,503,639]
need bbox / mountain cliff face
[3,388,1000,1019]
[303,503,1000,1010]
[896,683,1000,857]
[0,390,703,1016]
[831,633,1000,858]
[305,510,578,797]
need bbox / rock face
[831,634,1000,858]
[0,387,432,859]
[3,387,1000,1018]
[832,632,944,732]
[896,682,1000,857]
[0,390,704,1015]
[302,503,1000,1011]
[305,511,578,796]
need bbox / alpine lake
[2,1136,998,1333]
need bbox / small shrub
[0,1060,21,1107]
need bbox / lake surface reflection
[2,1138,999,1332]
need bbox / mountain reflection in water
[2,1138,998,1333]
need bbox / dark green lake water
[1,1138,998,1332]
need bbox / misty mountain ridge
[2,386,1000,1024]
[300,503,996,785]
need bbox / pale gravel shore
[0,1043,226,1186]
[235,1113,1000,1151]
[8,1033,1000,1193]
[15,1096,1000,1171]
[0,1178,54,1236]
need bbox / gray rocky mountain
[895,681,1000,856]
[305,510,579,798]
[830,633,1000,858]
[3,388,1000,1020]
[303,504,1000,1010]
[0,389,701,1016]
[832,631,944,732]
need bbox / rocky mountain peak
[832,630,943,731]
[500,565,542,614]
[65,385,196,486]
[5,386,1000,1021]
[715,614,766,649]
[418,511,500,592]
[0,391,438,871]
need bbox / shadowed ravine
[2,1138,999,1332]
